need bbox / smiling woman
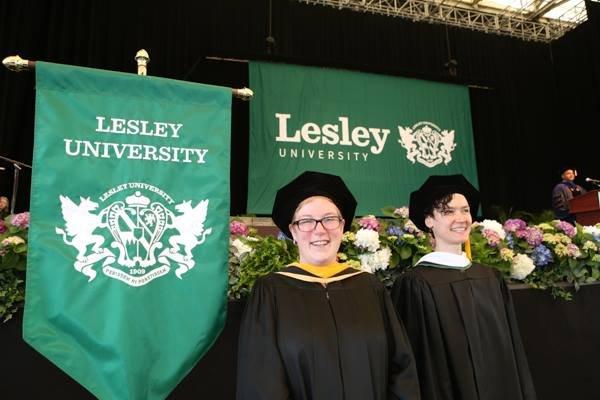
[392,174,537,400]
[289,196,344,266]
[423,193,472,253]
[236,171,420,400]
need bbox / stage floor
[3,283,599,399]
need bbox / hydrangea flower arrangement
[469,219,513,274]
[338,208,431,288]
[4,206,600,322]
[531,220,600,294]
[0,212,29,272]
[0,211,29,321]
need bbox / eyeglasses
[291,216,344,232]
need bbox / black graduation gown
[236,265,420,400]
[391,263,536,400]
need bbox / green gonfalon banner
[248,62,479,216]
[24,62,231,399]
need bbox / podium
[570,190,600,225]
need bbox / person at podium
[552,166,587,225]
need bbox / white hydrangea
[358,247,392,273]
[230,238,253,260]
[479,219,506,239]
[354,228,380,252]
[583,225,600,241]
[510,253,536,280]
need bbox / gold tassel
[464,237,472,260]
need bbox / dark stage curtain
[1,0,599,213]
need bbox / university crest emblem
[55,183,212,286]
[398,121,456,168]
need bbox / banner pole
[2,54,254,100]
[135,49,149,76]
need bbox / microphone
[585,177,600,184]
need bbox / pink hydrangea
[482,228,502,247]
[11,212,30,229]
[359,215,380,231]
[514,226,543,247]
[555,220,576,238]
[229,220,249,236]
[566,243,581,258]
[524,226,543,247]
[503,219,526,233]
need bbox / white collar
[415,251,471,269]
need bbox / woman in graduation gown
[236,171,420,400]
[391,175,536,400]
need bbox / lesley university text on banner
[23,62,231,400]
[248,62,479,216]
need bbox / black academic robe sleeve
[497,273,537,400]
[236,277,291,400]
[381,287,422,400]
[391,272,455,400]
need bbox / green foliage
[0,270,25,322]
[0,216,28,272]
[228,236,298,300]
[523,269,574,300]
[526,210,556,225]
[485,205,555,225]
[0,213,29,322]
[469,228,511,274]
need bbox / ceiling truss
[297,0,590,42]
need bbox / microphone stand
[585,178,600,188]
[0,155,32,215]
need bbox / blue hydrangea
[531,244,553,267]
[387,225,405,244]
[506,233,515,249]
[387,225,404,236]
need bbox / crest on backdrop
[398,121,456,168]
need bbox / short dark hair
[424,193,455,221]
